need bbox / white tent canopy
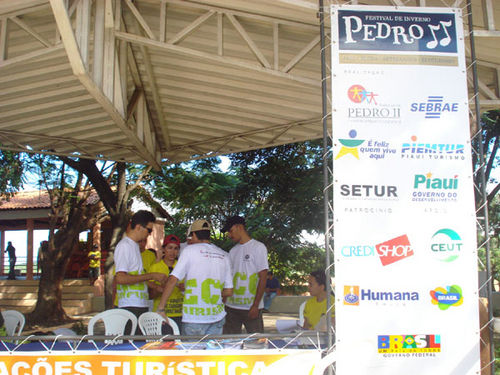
[0,0,499,168]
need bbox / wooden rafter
[49,0,161,169]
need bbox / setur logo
[376,234,414,266]
[378,334,441,353]
[430,228,463,262]
[430,285,463,310]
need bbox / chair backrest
[1,310,25,336]
[87,309,137,343]
[138,312,180,336]
[298,300,307,327]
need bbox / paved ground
[24,311,299,335]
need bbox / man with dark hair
[156,219,233,335]
[263,271,281,312]
[5,242,16,280]
[114,210,167,332]
[222,216,268,334]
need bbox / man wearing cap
[149,234,184,328]
[114,210,168,332]
[156,219,233,335]
[222,216,268,334]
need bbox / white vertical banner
[331,6,480,375]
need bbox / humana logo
[414,173,458,190]
[344,285,419,305]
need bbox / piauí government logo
[430,285,463,310]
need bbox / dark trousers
[223,306,264,334]
[122,306,148,335]
[8,258,16,279]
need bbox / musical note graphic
[426,20,453,49]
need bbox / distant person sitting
[88,245,101,286]
[5,241,16,280]
[263,272,281,312]
[302,270,335,331]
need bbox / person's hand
[150,272,168,285]
[156,310,167,320]
[177,282,185,292]
[248,305,259,320]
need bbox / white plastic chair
[87,309,137,344]
[1,310,25,337]
[311,350,336,375]
[298,300,307,327]
[138,312,180,336]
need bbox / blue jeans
[264,292,277,310]
[182,317,225,335]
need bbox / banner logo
[430,228,462,262]
[344,285,419,306]
[344,286,360,305]
[412,172,459,203]
[430,285,463,310]
[340,245,375,257]
[378,334,441,353]
[410,96,459,119]
[336,129,397,160]
[338,10,457,53]
[347,85,401,122]
[376,234,414,266]
[340,184,398,200]
[401,136,465,160]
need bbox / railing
[1,256,40,276]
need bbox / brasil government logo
[430,285,463,310]
[378,334,441,353]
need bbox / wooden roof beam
[49,0,161,169]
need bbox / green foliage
[148,141,326,290]
[0,149,25,199]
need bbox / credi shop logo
[375,234,414,266]
[430,228,463,262]
[430,285,463,310]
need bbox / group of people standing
[113,210,270,336]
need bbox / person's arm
[155,275,179,315]
[222,288,233,298]
[248,269,267,319]
[115,271,167,285]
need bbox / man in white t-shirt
[222,216,268,334]
[156,219,233,335]
[114,210,168,333]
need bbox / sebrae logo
[430,285,463,310]
[410,96,458,119]
[430,228,463,262]
[378,334,441,353]
[375,234,414,266]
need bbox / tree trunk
[28,239,74,326]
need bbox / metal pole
[465,1,494,374]
[318,0,334,351]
